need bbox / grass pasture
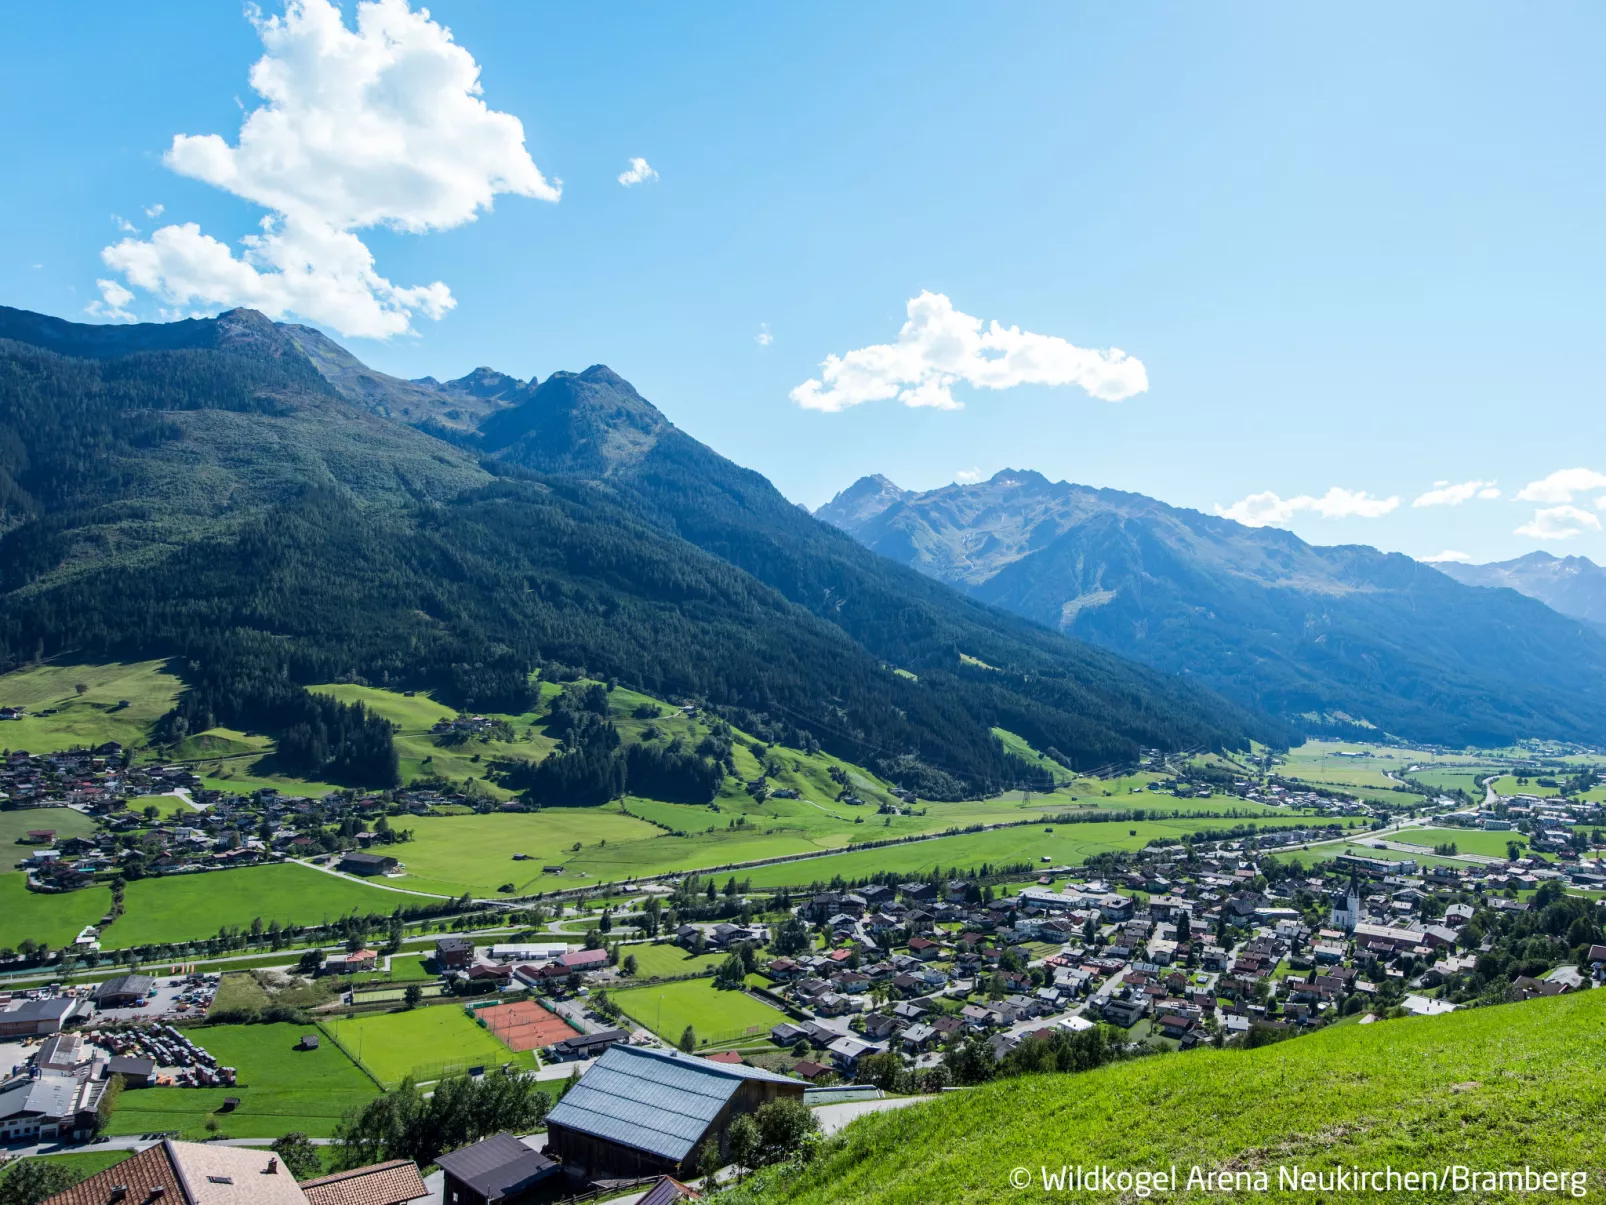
[105,1022,377,1139]
[738,814,1319,888]
[0,659,182,753]
[323,1003,536,1087]
[0,806,98,854]
[0,871,113,951]
[1397,826,1527,858]
[105,862,415,948]
[609,977,786,1048]
[734,986,1606,1205]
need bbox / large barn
[544,1045,803,1179]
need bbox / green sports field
[619,942,724,980]
[738,814,1322,888]
[322,1003,535,1086]
[609,977,786,1047]
[105,1022,378,1139]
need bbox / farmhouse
[546,1044,804,1179]
[434,1131,558,1205]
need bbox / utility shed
[545,1045,803,1180]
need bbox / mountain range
[0,305,1278,795]
[816,470,1606,747]
[1435,551,1606,631]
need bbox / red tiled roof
[300,1160,428,1205]
[43,1143,181,1205]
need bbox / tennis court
[477,999,578,1052]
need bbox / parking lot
[94,977,215,1023]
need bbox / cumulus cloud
[1412,479,1500,507]
[84,279,136,323]
[1423,549,1473,563]
[1514,505,1602,541]
[755,322,773,347]
[790,291,1148,413]
[1215,487,1400,528]
[617,157,659,187]
[955,468,983,485]
[144,204,165,219]
[98,0,558,338]
[1515,468,1606,504]
[113,215,139,234]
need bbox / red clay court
[478,999,578,1052]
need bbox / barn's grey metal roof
[0,1072,78,1121]
[545,1044,799,1163]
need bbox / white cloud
[99,0,558,339]
[790,291,1148,413]
[1515,467,1606,505]
[1216,487,1400,528]
[113,214,138,234]
[955,468,983,484]
[617,157,659,187]
[1412,479,1499,507]
[144,204,165,219]
[1514,505,1603,541]
[1423,549,1473,563]
[84,279,136,323]
[755,322,773,347]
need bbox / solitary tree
[679,1025,697,1052]
[271,1132,323,1180]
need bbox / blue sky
[4,2,1605,563]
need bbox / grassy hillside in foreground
[729,991,1606,1205]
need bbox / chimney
[266,1158,278,1175]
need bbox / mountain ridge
[816,469,1606,745]
[1436,550,1606,631]
[0,305,1275,794]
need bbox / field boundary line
[315,1019,386,1092]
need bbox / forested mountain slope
[0,306,1276,795]
[816,470,1606,746]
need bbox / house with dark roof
[95,974,155,1008]
[546,1028,629,1062]
[434,1132,558,1205]
[436,936,475,970]
[545,1044,804,1179]
[339,851,399,875]
[638,1176,701,1205]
